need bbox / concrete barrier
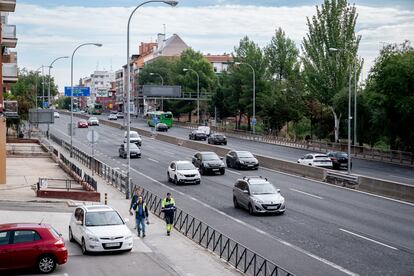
[358,176,414,203]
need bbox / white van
[197,126,211,137]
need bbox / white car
[124,131,142,147]
[167,161,201,185]
[69,205,133,254]
[197,126,211,136]
[297,153,333,168]
[54,112,60,118]
[108,114,117,120]
[88,117,99,126]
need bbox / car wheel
[81,238,88,255]
[248,204,254,216]
[233,197,239,209]
[37,255,56,274]
[220,169,225,175]
[69,227,75,242]
[199,167,205,175]
[174,176,178,185]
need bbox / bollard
[104,193,108,205]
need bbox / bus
[146,111,173,128]
[88,103,103,115]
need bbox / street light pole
[235,62,256,134]
[70,43,102,157]
[354,58,357,145]
[126,0,178,199]
[48,56,69,107]
[329,47,356,175]
[150,72,164,110]
[34,66,43,108]
[183,68,200,124]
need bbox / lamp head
[183,68,189,72]
[164,0,178,7]
[234,62,241,65]
[329,47,338,52]
[149,73,155,76]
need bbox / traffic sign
[252,118,257,126]
[42,102,49,108]
[87,130,99,144]
[64,86,90,97]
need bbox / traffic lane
[52,117,414,250]
[123,116,414,186]
[50,121,350,275]
[52,118,414,275]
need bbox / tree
[302,0,362,142]
[364,41,414,151]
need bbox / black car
[189,130,207,141]
[155,123,168,132]
[208,133,227,145]
[192,152,225,175]
[226,150,259,170]
[119,143,141,159]
[326,151,351,169]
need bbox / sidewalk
[1,142,241,276]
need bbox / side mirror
[276,189,281,193]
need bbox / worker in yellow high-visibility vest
[161,192,176,236]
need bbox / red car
[0,223,68,274]
[77,119,88,128]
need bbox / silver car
[232,176,285,215]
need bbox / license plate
[248,165,253,167]
[212,168,219,171]
[105,242,120,247]
[267,206,278,210]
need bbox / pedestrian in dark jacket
[131,196,149,237]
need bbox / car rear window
[13,230,41,244]
[315,155,328,159]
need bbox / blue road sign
[64,86,90,97]
[152,116,159,126]
[252,118,257,125]
[43,102,49,108]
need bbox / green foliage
[364,41,414,151]
[56,97,71,110]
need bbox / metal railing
[48,132,293,276]
[37,177,83,191]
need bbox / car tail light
[54,239,65,248]
[331,157,337,161]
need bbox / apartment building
[0,0,17,184]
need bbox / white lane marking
[128,167,357,276]
[261,167,414,207]
[227,169,241,175]
[339,228,398,251]
[148,158,159,163]
[290,188,323,200]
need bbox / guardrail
[37,178,82,191]
[48,131,294,276]
[325,171,358,188]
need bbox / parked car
[88,117,99,126]
[108,114,117,120]
[226,150,259,170]
[232,176,285,215]
[327,151,351,169]
[0,223,68,274]
[77,119,88,128]
[53,112,60,118]
[208,133,227,145]
[155,123,168,132]
[68,205,133,254]
[116,112,124,119]
[189,130,207,141]
[192,152,225,175]
[123,131,142,147]
[167,161,201,185]
[297,153,333,168]
[197,126,211,136]
[119,143,141,159]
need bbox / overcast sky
[13,0,414,90]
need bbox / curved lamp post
[48,56,69,106]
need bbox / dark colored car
[192,151,225,175]
[155,123,168,132]
[77,119,88,128]
[226,150,259,170]
[0,223,68,274]
[119,143,141,159]
[327,151,351,169]
[208,133,227,145]
[189,130,207,141]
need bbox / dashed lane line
[339,228,398,251]
[290,188,323,200]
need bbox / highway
[48,114,414,276]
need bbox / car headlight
[203,163,210,167]
[88,236,99,242]
[125,235,133,240]
[221,161,225,166]
[239,160,245,164]
[252,198,263,204]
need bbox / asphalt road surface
[47,114,414,276]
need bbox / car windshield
[337,153,348,157]
[315,155,328,159]
[215,135,224,138]
[127,143,139,150]
[85,211,124,227]
[177,162,195,170]
[250,183,276,195]
[202,153,219,161]
[79,120,86,123]
[130,133,139,138]
[237,151,254,158]
[90,117,97,120]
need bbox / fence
[37,178,82,191]
[173,121,414,166]
[48,132,293,276]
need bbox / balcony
[0,0,15,12]
[2,62,17,83]
[1,24,16,47]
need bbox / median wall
[358,176,414,202]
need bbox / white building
[85,70,115,104]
